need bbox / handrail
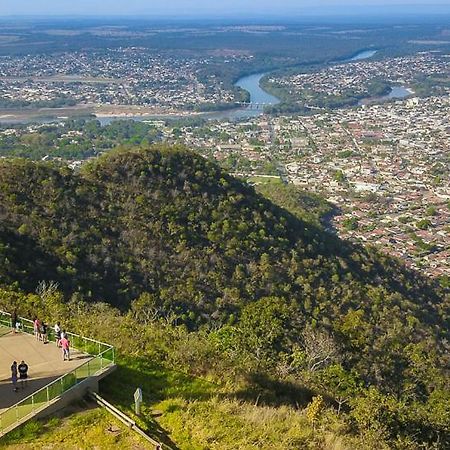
[2,351,109,418]
[0,310,114,354]
[0,310,115,435]
[89,391,163,450]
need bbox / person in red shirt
[60,333,71,361]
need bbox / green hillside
[0,145,448,449]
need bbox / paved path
[0,328,91,412]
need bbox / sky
[0,1,449,17]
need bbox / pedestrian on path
[12,311,18,333]
[41,322,48,344]
[18,360,29,389]
[54,322,61,347]
[33,318,41,341]
[11,361,18,392]
[14,317,21,333]
[60,335,70,361]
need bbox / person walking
[41,322,48,344]
[33,318,41,341]
[15,317,21,333]
[12,312,21,333]
[54,322,61,347]
[11,361,18,392]
[60,335,71,361]
[18,360,29,389]
[12,311,18,334]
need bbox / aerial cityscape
[1,47,448,278]
[0,1,449,449]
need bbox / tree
[301,325,341,372]
[350,387,404,443]
[130,292,161,325]
[239,297,292,366]
[334,170,346,183]
[317,364,362,414]
[306,395,324,427]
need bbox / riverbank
[255,50,417,113]
[245,49,381,115]
[0,104,198,125]
[0,49,412,126]
[358,85,415,105]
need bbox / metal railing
[0,310,115,434]
[0,311,114,358]
[90,391,163,450]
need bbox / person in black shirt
[12,312,18,333]
[18,360,28,389]
[41,322,48,344]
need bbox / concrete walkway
[0,329,92,412]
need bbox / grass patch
[1,357,369,449]
[0,402,148,449]
[98,357,358,450]
[247,176,283,186]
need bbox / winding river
[222,48,412,120]
[204,73,280,121]
[0,49,412,125]
[211,49,382,121]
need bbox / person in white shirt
[54,322,61,347]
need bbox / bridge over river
[234,102,273,110]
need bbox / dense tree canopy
[0,145,448,447]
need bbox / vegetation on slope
[0,403,149,449]
[255,183,335,229]
[0,145,448,448]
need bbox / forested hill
[0,145,441,303]
[0,146,447,357]
[0,144,446,316]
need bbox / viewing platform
[0,312,115,437]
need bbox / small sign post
[134,387,143,416]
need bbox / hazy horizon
[0,1,449,18]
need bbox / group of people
[10,360,28,392]
[11,315,71,360]
[32,319,71,361]
[8,315,72,393]
[32,317,49,344]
